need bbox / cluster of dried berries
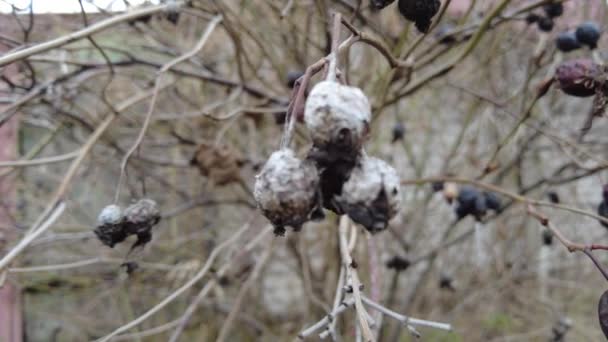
[556,21,602,52]
[434,182,501,221]
[255,79,402,235]
[371,0,441,34]
[95,199,161,250]
[526,0,563,32]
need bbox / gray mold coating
[304,81,371,151]
[335,154,401,233]
[254,149,320,233]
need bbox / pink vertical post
[0,37,23,342]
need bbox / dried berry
[547,191,560,204]
[371,0,396,10]
[94,199,160,249]
[537,16,554,32]
[307,145,359,214]
[304,81,371,154]
[542,229,553,246]
[166,11,180,25]
[386,256,411,271]
[556,32,582,52]
[598,185,608,229]
[576,21,601,49]
[555,59,603,97]
[191,142,245,186]
[398,0,441,34]
[97,204,122,226]
[254,149,321,235]
[483,192,501,211]
[333,155,401,233]
[286,70,304,88]
[543,2,563,18]
[391,121,405,143]
[439,274,455,291]
[599,290,608,339]
[455,186,486,221]
[525,13,541,25]
[122,199,161,249]
[431,181,444,192]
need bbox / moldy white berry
[333,155,401,233]
[97,204,122,226]
[304,81,371,155]
[254,149,321,235]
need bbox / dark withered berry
[555,58,603,97]
[483,192,501,211]
[576,21,601,49]
[398,0,441,34]
[598,185,608,229]
[391,121,405,143]
[551,317,572,341]
[525,13,541,25]
[454,187,499,221]
[334,155,401,233]
[537,16,554,32]
[254,149,321,234]
[386,256,411,271]
[599,290,608,339]
[542,229,553,246]
[431,181,444,192]
[556,32,582,52]
[371,0,396,10]
[543,2,563,18]
[439,274,455,291]
[286,70,304,88]
[166,11,180,25]
[547,191,560,204]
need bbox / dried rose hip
[555,59,603,97]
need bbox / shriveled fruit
[537,16,554,32]
[543,2,563,18]
[304,81,371,154]
[333,155,401,233]
[398,0,441,33]
[254,149,321,235]
[94,199,160,249]
[576,21,601,49]
[556,32,581,52]
[555,59,603,97]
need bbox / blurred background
[1,0,608,341]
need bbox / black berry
[391,121,405,143]
[543,2,563,18]
[371,0,396,10]
[556,32,582,52]
[537,16,554,32]
[398,0,441,34]
[525,13,541,25]
[547,191,560,204]
[598,185,608,229]
[386,256,411,271]
[542,229,553,246]
[576,21,601,49]
[286,70,304,88]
